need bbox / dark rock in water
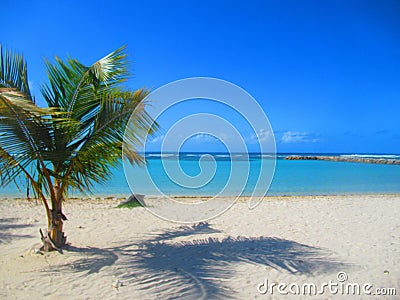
[118,194,145,207]
[284,155,400,165]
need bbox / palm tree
[0,45,155,251]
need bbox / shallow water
[2,153,400,198]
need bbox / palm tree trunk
[50,199,66,248]
[41,185,67,251]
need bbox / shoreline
[1,192,400,202]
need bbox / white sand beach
[0,195,399,299]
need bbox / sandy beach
[0,195,399,299]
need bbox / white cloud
[248,128,273,143]
[147,134,164,143]
[192,133,218,143]
[281,131,318,143]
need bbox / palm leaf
[0,91,76,193]
[0,45,32,98]
[61,89,156,192]
[0,90,70,187]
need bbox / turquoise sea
[1,153,400,198]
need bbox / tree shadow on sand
[54,245,119,274]
[0,218,33,244]
[43,223,346,299]
[47,223,348,299]
[118,223,348,299]
[46,223,218,275]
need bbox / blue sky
[2,0,400,153]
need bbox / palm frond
[60,88,156,192]
[0,90,72,189]
[0,45,32,98]
[41,46,128,114]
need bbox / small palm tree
[0,45,155,251]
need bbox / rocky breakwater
[285,155,400,165]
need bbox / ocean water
[1,153,400,198]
